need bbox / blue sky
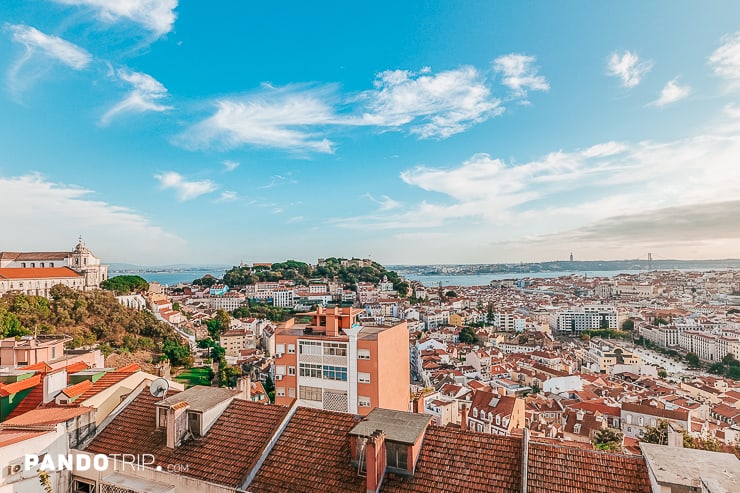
[2,1,740,265]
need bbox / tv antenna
[150,378,170,399]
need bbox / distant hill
[390,259,740,276]
[221,258,409,296]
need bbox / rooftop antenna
[150,377,170,399]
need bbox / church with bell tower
[0,238,109,297]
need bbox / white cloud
[222,160,240,172]
[286,216,304,223]
[53,0,178,37]
[0,173,185,263]
[365,194,401,211]
[360,66,502,138]
[7,23,91,70]
[493,54,549,99]
[154,171,217,201]
[177,87,338,153]
[607,51,653,88]
[648,78,691,107]
[709,31,740,82]
[216,191,237,202]
[332,107,740,262]
[101,68,172,124]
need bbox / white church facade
[0,238,109,297]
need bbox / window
[496,415,501,425]
[477,423,483,432]
[299,363,322,379]
[324,342,347,357]
[288,366,296,376]
[323,365,348,381]
[288,387,296,398]
[31,263,35,267]
[276,344,285,356]
[299,386,322,401]
[275,365,286,376]
[288,344,296,354]
[574,424,581,434]
[276,387,286,397]
[473,408,478,418]
[638,416,644,426]
[40,263,44,268]
[72,479,96,493]
[299,340,322,355]
[386,441,409,471]
[358,372,371,383]
[626,414,632,425]
[358,349,371,360]
[358,396,371,407]
[21,263,26,268]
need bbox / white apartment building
[272,287,295,307]
[205,293,246,311]
[548,305,618,334]
[679,331,718,362]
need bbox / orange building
[274,306,409,415]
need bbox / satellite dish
[150,378,169,399]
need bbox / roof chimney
[461,405,469,431]
[237,376,251,401]
[164,401,190,448]
[365,430,387,493]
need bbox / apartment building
[549,305,618,334]
[273,306,409,415]
[581,338,642,374]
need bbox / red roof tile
[22,362,52,372]
[249,407,365,493]
[383,427,522,493]
[77,366,141,401]
[86,390,291,488]
[4,380,44,420]
[61,380,93,399]
[64,362,90,375]
[3,406,94,426]
[0,267,82,279]
[527,441,651,493]
[0,429,48,447]
[0,375,41,397]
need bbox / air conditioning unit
[7,463,23,475]
[275,375,283,381]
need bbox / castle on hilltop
[0,237,109,297]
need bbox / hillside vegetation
[220,258,409,296]
[0,285,176,351]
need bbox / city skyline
[2,1,740,265]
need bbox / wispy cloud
[101,68,172,124]
[176,86,338,153]
[365,193,401,211]
[709,31,740,84]
[216,191,238,202]
[648,78,691,107]
[179,64,511,152]
[286,216,304,224]
[360,66,502,138]
[493,54,549,100]
[53,0,178,37]
[607,50,653,88]
[7,24,92,70]
[0,173,185,262]
[335,108,740,248]
[222,160,240,172]
[154,171,217,201]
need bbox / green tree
[445,290,457,298]
[709,362,726,375]
[686,352,700,368]
[162,339,192,367]
[458,326,478,344]
[218,366,242,387]
[640,420,669,445]
[658,369,668,379]
[621,319,635,331]
[593,428,623,453]
[722,354,739,366]
[100,275,149,294]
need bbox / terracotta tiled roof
[621,402,689,421]
[86,390,291,488]
[0,375,41,397]
[3,406,94,426]
[0,429,48,447]
[60,380,93,399]
[0,267,82,279]
[249,407,365,493]
[4,380,44,420]
[527,441,651,492]
[22,362,52,372]
[77,366,140,401]
[64,362,90,376]
[383,427,522,493]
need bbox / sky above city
[2,1,740,266]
